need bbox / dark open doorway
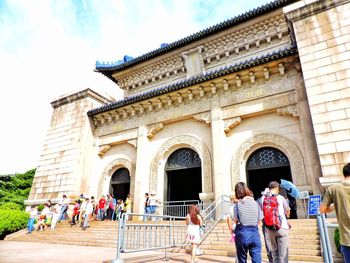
[167,167,202,201]
[110,167,130,201]
[246,147,297,219]
[165,148,202,202]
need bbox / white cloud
[0,0,271,174]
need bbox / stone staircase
[199,219,323,262]
[5,221,120,248]
[6,219,323,262]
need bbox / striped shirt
[233,196,263,226]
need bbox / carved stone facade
[27,1,350,220]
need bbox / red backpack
[262,195,281,230]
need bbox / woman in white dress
[186,205,203,263]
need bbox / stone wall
[286,0,350,187]
[26,89,112,205]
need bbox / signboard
[308,194,321,216]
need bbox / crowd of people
[26,193,133,233]
[25,163,350,263]
[222,163,350,263]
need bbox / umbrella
[280,179,300,199]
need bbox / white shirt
[85,202,93,214]
[149,196,158,206]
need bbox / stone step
[201,240,320,250]
[7,219,322,262]
[190,249,323,262]
[13,238,117,248]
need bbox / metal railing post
[321,213,334,263]
[317,214,329,263]
[112,213,126,263]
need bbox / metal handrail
[201,194,230,217]
[162,200,201,205]
[199,195,231,245]
[112,212,186,263]
[317,213,338,263]
[159,199,204,217]
[112,195,231,263]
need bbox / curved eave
[88,47,298,117]
[95,0,297,73]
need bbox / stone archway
[231,134,308,189]
[150,135,213,197]
[98,158,135,199]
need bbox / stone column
[295,77,323,194]
[210,99,231,199]
[133,125,149,215]
[286,0,350,187]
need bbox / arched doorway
[246,147,297,218]
[165,148,202,202]
[110,167,130,201]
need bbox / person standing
[124,194,132,221]
[233,182,263,263]
[58,195,69,222]
[26,206,37,234]
[186,204,203,263]
[82,198,93,230]
[98,195,106,221]
[257,188,273,263]
[71,199,81,226]
[143,193,150,221]
[263,181,290,263]
[149,193,159,218]
[320,163,350,263]
[50,202,61,230]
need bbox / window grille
[165,148,201,171]
[247,147,289,170]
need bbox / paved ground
[0,241,235,263]
[0,241,312,263]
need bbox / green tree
[0,168,35,239]
[0,169,35,209]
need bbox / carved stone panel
[181,46,205,78]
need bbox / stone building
[26,0,350,218]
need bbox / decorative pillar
[133,126,150,215]
[210,98,231,199]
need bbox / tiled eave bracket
[94,0,297,75]
[89,49,299,129]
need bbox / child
[71,200,80,226]
[26,206,37,234]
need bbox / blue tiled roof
[88,46,297,117]
[94,0,297,74]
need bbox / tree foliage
[0,209,29,239]
[0,169,35,239]
[334,227,341,253]
[0,169,35,209]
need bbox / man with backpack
[258,188,273,262]
[320,163,350,263]
[262,181,290,263]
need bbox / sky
[0,0,273,174]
